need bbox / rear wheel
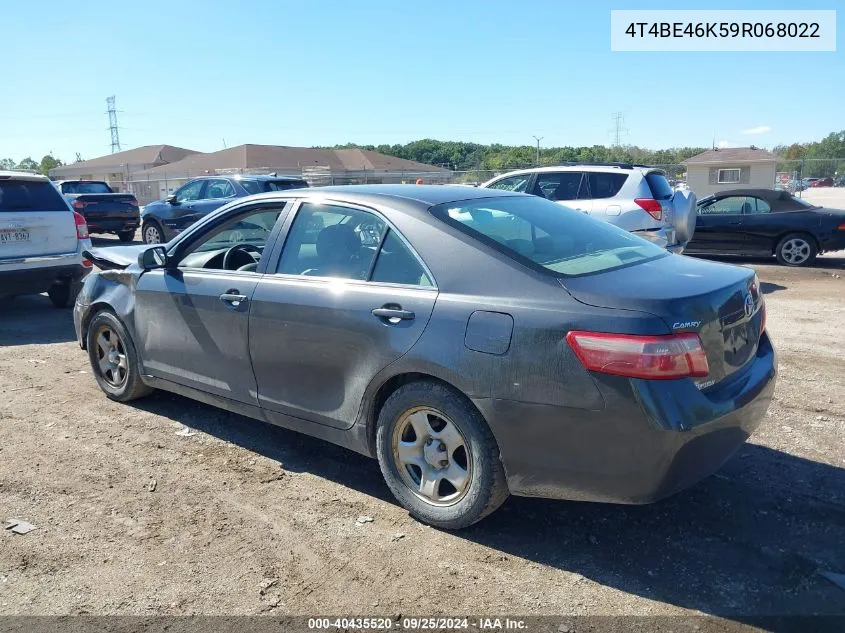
[86,311,153,401]
[375,381,509,529]
[117,229,136,243]
[775,233,817,267]
[142,221,164,245]
[47,283,80,308]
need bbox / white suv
[0,171,92,307]
[481,164,697,252]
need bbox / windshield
[431,195,667,277]
[61,181,112,194]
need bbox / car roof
[705,188,792,201]
[0,170,49,182]
[236,184,524,209]
[491,165,654,177]
[233,174,307,182]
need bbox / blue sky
[0,0,841,162]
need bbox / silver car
[481,164,696,252]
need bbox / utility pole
[610,112,627,147]
[532,136,543,166]
[106,96,121,154]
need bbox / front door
[249,200,438,429]
[689,196,747,253]
[134,203,287,404]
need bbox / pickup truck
[56,180,140,242]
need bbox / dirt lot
[1,238,844,621]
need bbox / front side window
[278,203,386,280]
[205,179,235,199]
[718,168,741,184]
[177,207,284,271]
[431,196,666,277]
[174,180,205,203]
[487,174,531,193]
[699,196,746,215]
[534,172,587,201]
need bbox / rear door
[532,172,592,213]
[0,177,77,258]
[249,200,438,430]
[689,196,747,254]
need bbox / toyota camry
[75,185,776,529]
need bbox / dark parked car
[810,177,834,187]
[76,185,775,529]
[685,188,845,266]
[56,180,140,242]
[141,174,308,244]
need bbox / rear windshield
[431,196,667,277]
[0,180,69,212]
[61,181,112,194]
[240,179,308,195]
[644,172,673,200]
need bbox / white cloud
[717,140,736,148]
[741,125,771,135]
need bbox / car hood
[83,245,156,270]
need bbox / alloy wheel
[144,224,162,244]
[94,325,128,388]
[781,238,811,265]
[391,407,472,506]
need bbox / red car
[811,177,834,187]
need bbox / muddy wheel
[142,221,164,245]
[376,381,509,529]
[86,311,153,402]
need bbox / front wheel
[142,220,164,245]
[375,381,509,530]
[86,311,153,402]
[775,233,817,267]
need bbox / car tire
[47,282,80,308]
[117,230,136,243]
[375,380,509,530]
[86,310,153,402]
[775,233,817,267]
[142,220,164,245]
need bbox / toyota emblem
[744,294,755,318]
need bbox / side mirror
[138,246,168,270]
[167,195,178,204]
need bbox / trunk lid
[68,193,139,220]
[560,255,764,386]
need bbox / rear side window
[61,181,112,194]
[265,180,308,192]
[644,172,673,200]
[0,180,69,212]
[587,172,628,199]
[431,196,666,277]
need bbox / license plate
[0,229,31,244]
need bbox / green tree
[15,157,39,172]
[39,154,63,176]
[0,158,15,170]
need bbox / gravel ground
[1,236,844,620]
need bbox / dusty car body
[74,185,776,528]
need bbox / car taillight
[82,259,93,268]
[566,331,709,380]
[634,198,662,221]
[72,199,87,210]
[836,222,845,231]
[73,211,89,239]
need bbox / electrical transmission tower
[610,112,627,147]
[107,96,121,153]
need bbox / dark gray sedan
[75,185,776,529]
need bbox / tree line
[0,155,64,176]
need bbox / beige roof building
[683,147,779,196]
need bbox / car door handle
[220,290,248,308]
[372,307,415,321]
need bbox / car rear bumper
[86,216,140,234]
[633,227,685,253]
[476,333,777,503]
[819,232,845,253]
[0,258,90,297]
